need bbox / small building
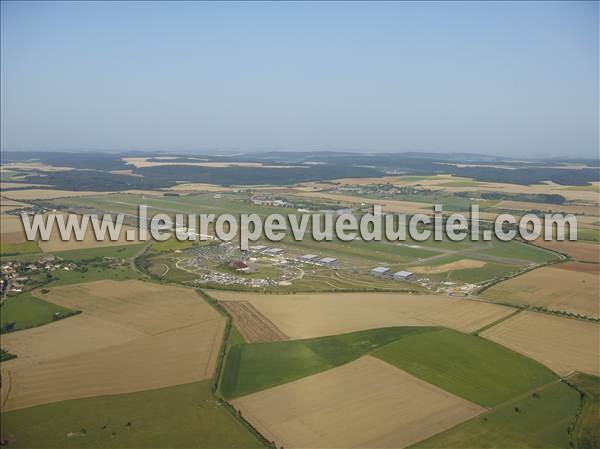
[249,245,267,252]
[265,247,284,256]
[370,266,390,277]
[301,254,319,262]
[393,271,414,281]
[319,257,338,266]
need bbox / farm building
[301,254,320,261]
[370,267,390,277]
[319,257,338,266]
[393,271,414,281]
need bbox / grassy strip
[567,373,600,449]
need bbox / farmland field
[480,311,600,376]
[373,328,556,407]
[221,326,435,398]
[232,356,484,449]
[532,239,599,263]
[413,380,580,449]
[570,373,600,449]
[211,290,514,338]
[0,380,265,449]
[481,265,600,317]
[1,281,225,410]
[1,292,76,333]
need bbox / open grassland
[221,326,435,398]
[373,328,556,407]
[481,312,600,376]
[570,373,600,449]
[211,291,514,338]
[0,240,40,256]
[413,380,580,449]
[481,266,599,318]
[233,356,484,449]
[50,243,145,262]
[1,292,76,333]
[479,240,559,264]
[1,281,225,410]
[0,380,265,449]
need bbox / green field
[480,239,559,264]
[373,329,557,407]
[0,291,76,333]
[0,240,40,256]
[570,373,600,449]
[221,326,436,398]
[51,244,144,262]
[413,380,580,449]
[447,262,519,284]
[47,264,141,287]
[0,380,265,449]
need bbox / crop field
[221,326,435,398]
[221,301,289,343]
[0,380,265,449]
[50,243,145,262]
[481,265,599,317]
[1,292,76,333]
[373,329,556,407]
[410,258,486,274]
[2,189,107,200]
[1,213,28,243]
[414,380,580,449]
[36,213,141,252]
[481,311,600,376]
[532,240,600,263]
[232,356,484,449]
[211,291,514,338]
[1,280,225,410]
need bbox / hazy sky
[1,1,598,157]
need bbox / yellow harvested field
[481,312,600,376]
[2,189,108,200]
[481,266,599,318]
[210,291,513,338]
[410,259,486,274]
[1,281,225,410]
[123,157,302,169]
[34,212,141,252]
[532,240,599,263]
[1,182,51,189]
[497,200,600,217]
[166,183,235,192]
[0,162,73,172]
[233,356,484,449]
[1,214,28,243]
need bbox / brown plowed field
[221,301,288,342]
[1,280,225,411]
[533,240,599,263]
[232,356,484,449]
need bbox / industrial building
[393,271,414,281]
[370,267,390,277]
[318,257,338,266]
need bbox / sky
[1,1,598,157]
